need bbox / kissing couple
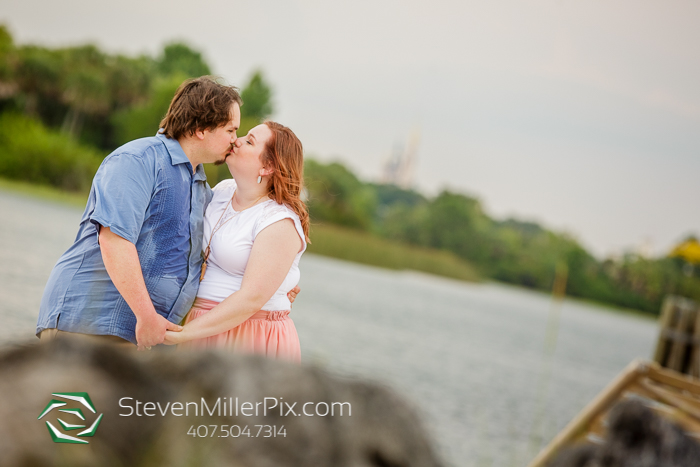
[36,76,308,362]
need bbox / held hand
[163,330,185,346]
[287,285,301,304]
[135,313,182,350]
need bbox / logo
[37,392,104,444]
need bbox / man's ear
[194,128,206,141]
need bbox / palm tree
[0,25,17,98]
[59,45,111,137]
[14,45,63,116]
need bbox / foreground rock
[0,339,443,467]
[547,400,700,467]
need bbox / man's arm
[99,227,181,349]
[165,219,300,343]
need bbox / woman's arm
[165,218,302,344]
[100,227,183,349]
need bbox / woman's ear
[260,167,274,177]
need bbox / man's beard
[215,146,233,166]
[214,152,230,166]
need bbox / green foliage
[371,183,426,207]
[108,55,154,109]
[0,113,101,191]
[0,28,279,191]
[0,28,276,186]
[240,70,274,121]
[304,159,377,229]
[423,191,491,262]
[1,28,214,149]
[60,46,111,115]
[0,25,14,81]
[156,42,211,78]
[13,45,63,117]
[482,220,569,289]
[111,74,186,145]
[380,203,431,245]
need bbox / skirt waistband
[192,297,290,321]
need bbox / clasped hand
[135,313,182,351]
[150,285,301,349]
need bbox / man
[37,76,296,350]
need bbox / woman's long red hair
[262,121,310,243]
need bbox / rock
[0,338,443,467]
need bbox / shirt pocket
[150,275,183,315]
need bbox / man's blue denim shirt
[36,133,212,344]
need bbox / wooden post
[654,296,677,365]
[667,303,693,372]
[691,306,700,378]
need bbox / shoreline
[0,177,655,320]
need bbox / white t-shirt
[196,179,306,310]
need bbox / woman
[164,121,309,363]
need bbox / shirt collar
[156,131,190,166]
[156,131,207,182]
[193,162,207,182]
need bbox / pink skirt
[181,297,301,363]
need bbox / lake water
[0,189,659,466]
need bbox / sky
[1,0,698,258]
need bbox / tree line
[304,161,700,315]
[1,24,698,314]
[0,24,271,188]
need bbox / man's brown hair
[159,76,242,140]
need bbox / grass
[307,223,480,282]
[0,177,89,207]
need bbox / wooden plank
[618,386,700,437]
[585,414,607,443]
[623,382,667,404]
[639,379,700,422]
[647,361,700,394]
[644,380,700,410]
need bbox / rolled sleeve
[89,152,155,244]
